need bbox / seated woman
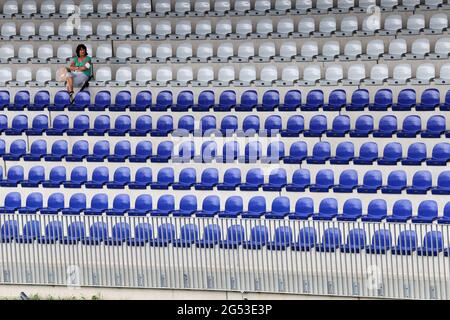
[66,44,93,98]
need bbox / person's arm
[69,59,77,71]
[75,57,92,72]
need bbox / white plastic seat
[155,0,171,13]
[58,23,74,37]
[18,45,33,60]
[116,44,132,59]
[411,39,430,55]
[116,21,132,36]
[115,67,132,84]
[96,21,113,37]
[380,0,398,8]
[337,0,354,9]
[429,13,448,30]
[20,22,35,37]
[260,65,277,82]
[439,64,450,81]
[196,43,213,59]
[256,19,273,35]
[217,43,234,58]
[156,67,173,82]
[298,17,315,33]
[344,40,362,57]
[234,0,250,11]
[301,41,319,57]
[197,66,214,82]
[384,15,403,31]
[392,64,412,81]
[369,64,389,81]
[366,40,385,56]
[237,42,254,58]
[277,18,294,34]
[22,0,37,14]
[415,63,435,81]
[176,67,194,83]
[280,41,297,57]
[136,0,152,14]
[303,65,321,82]
[59,0,75,14]
[175,20,192,36]
[217,66,235,82]
[236,19,252,34]
[434,38,450,55]
[37,45,53,60]
[358,0,376,8]
[78,22,93,37]
[95,67,112,82]
[347,64,366,82]
[402,0,420,6]
[406,14,425,32]
[239,66,256,82]
[362,14,381,32]
[295,0,312,10]
[176,43,193,58]
[56,45,72,60]
[97,0,113,14]
[319,17,337,33]
[1,22,16,37]
[35,67,52,83]
[194,0,210,13]
[135,67,152,82]
[136,44,152,59]
[425,0,443,5]
[275,0,291,10]
[324,64,344,82]
[388,39,407,56]
[258,42,276,58]
[117,0,132,14]
[40,0,55,15]
[155,20,172,36]
[3,0,18,15]
[214,0,231,12]
[156,44,173,59]
[79,0,94,15]
[0,67,12,83]
[95,44,113,59]
[215,19,232,35]
[281,66,299,82]
[175,0,191,13]
[317,0,333,9]
[322,41,340,57]
[0,45,14,60]
[16,68,32,84]
[196,20,212,35]
[254,0,271,11]
[136,21,152,36]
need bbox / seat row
[4,113,450,139]
[4,88,450,112]
[1,192,450,223]
[2,164,450,194]
[2,139,449,166]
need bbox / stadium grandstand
[0,0,448,300]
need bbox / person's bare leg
[66,77,73,93]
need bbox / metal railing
[0,214,448,299]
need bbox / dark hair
[76,44,88,57]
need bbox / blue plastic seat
[23,134,45,160]
[240,168,264,191]
[218,196,243,218]
[150,167,174,189]
[128,167,152,189]
[106,222,131,245]
[12,91,30,111]
[149,195,175,217]
[61,193,86,215]
[194,141,217,163]
[217,168,241,190]
[0,165,24,187]
[193,168,218,190]
[370,89,392,111]
[110,90,131,112]
[66,115,90,136]
[361,199,387,222]
[217,141,239,163]
[197,116,217,137]
[0,115,6,133]
[85,91,108,112]
[391,230,418,255]
[392,89,415,111]
[193,90,214,112]
[397,115,422,138]
[0,91,10,110]
[108,141,131,162]
[406,170,432,194]
[172,115,194,137]
[172,195,197,217]
[442,90,450,111]
[41,193,65,215]
[129,141,152,163]
[196,224,222,248]
[127,223,152,246]
[306,141,330,164]
[173,224,199,247]
[21,166,45,187]
[426,142,450,166]
[411,200,438,223]
[30,91,50,111]
[3,139,26,161]
[267,226,293,250]
[349,115,374,137]
[316,228,342,252]
[39,221,64,244]
[172,90,193,111]
[402,142,427,165]
[236,90,257,111]
[354,142,378,165]
[195,195,221,217]
[417,231,443,256]
[46,115,69,135]
[219,224,246,248]
[0,192,21,213]
[243,225,269,249]
[151,90,172,111]
[238,141,262,163]
[150,141,173,162]
[241,196,266,219]
[340,229,366,253]
[347,89,369,111]
[84,193,108,216]
[279,90,301,111]
[42,166,66,188]
[373,115,397,137]
[172,168,196,190]
[128,195,152,216]
[280,115,304,137]
[288,197,315,220]
[333,169,358,193]
[106,167,130,189]
[417,88,440,111]
[83,222,108,245]
[19,220,41,243]
[326,115,350,137]
[263,115,282,136]
[238,115,260,137]
[301,89,324,111]
[337,198,363,221]
[130,91,151,111]
[62,221,86,244]
[18,192,43,214]
[313,198,338,220]
[71,91,91,111]
[303,115,327,137]
[286,169,310,192]
[437,202,450,224]
[105,194,130,216]
[43,140,68,161]
[85,140,110,162]
[432,171,450,195]
[129,115,152,136]
[220,115,238,136]
[109,115,131,136]
[25,114,48,135]
[265,196,290,219]
[309,169,334,192]
[51,91,71,111]
[85,166,109,189]
[381,170,406,194]
[366,229,392,254]
[63,166,88,188]
[283,142,307,164]
[324,89,346,111]
[87,115,110,136]
[421,115,446,138]
[291,227,316,251]
[258,90,279,111]
[262,141,285,163]
[330,142,354,165]
[386,199,412,222]
[357,170,382,193]
[151,115,173,137]
[378,142,403,165]
[5,115,28,135]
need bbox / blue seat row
[2,139,449,166]
[3,113,450,139]
[1,192,449,224]
[1,219,447,255]
[4,164,450,194]
[2,88,450,112]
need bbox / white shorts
[68,72,90,87]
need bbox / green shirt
[72,56,92,77]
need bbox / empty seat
[411,200,438,223]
